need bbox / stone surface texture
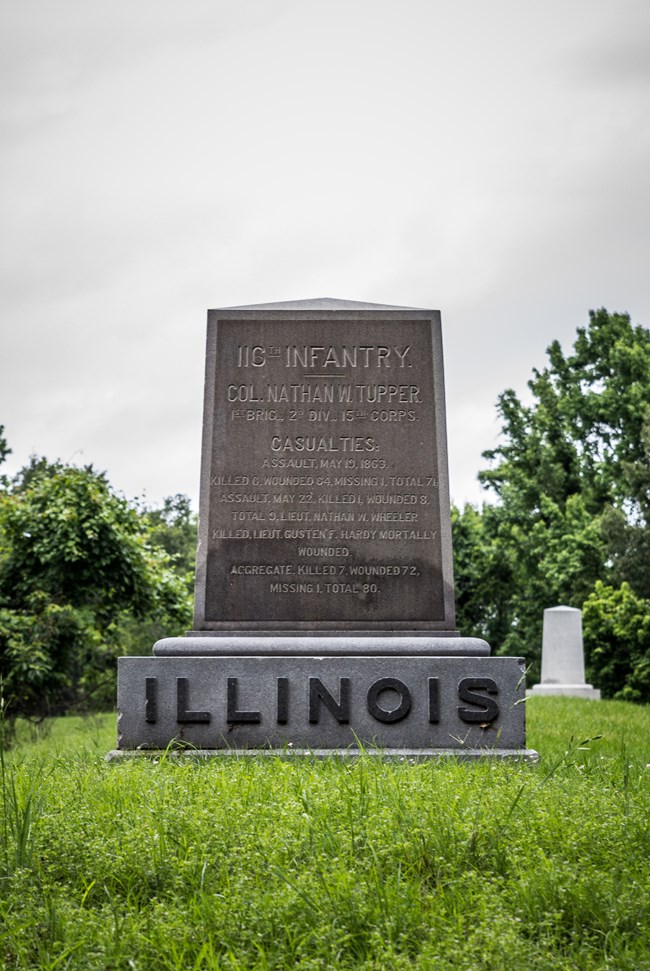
[193,299,456,632]
[153,635,490,656]
[117,655,528,751]
[529,606,600,699]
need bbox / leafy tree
[582,581,650,703]
[480,309,650,512]
[0,458,191,722]
[453,309,650,697]
[118,493,198,657]
[452,502,514,647]
[9,454,59,493]
[0,426,10,486]
[143,493,197,590]
[599,409,650,600]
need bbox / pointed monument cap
[218,297,431,311]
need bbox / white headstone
[529,606,600,699]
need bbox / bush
[582,581,650,702]
[0,462,191,723]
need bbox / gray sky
[1,0,649,509]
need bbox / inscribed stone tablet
[194,302,455,631]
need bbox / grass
[0,698,648,970]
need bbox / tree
[0,458,191,722]
[143,493,197,591]
[582,582,650,703]
[599,408,650,600]
[0,426,10,486]
[118,493,198,657]
[480,310,650,513]
[451,502,514,648]
[453,309,650,698]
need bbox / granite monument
[114,299,536,758]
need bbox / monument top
[219,297,429,312]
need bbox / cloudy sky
[1,0,649,509]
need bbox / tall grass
[0,698,648,970]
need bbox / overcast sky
[1,0,649,509]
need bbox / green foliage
[480,309,650,511]
[454,310,650,697]
[451,503,514,647]
[583,581,650,703]
[0,596,101,718]
[0,427,8,462]
[1,464,182,620]
[0,426,9,487]
[599,407,650,599]
[0,458,191,721]
[142,493,197,590]
[117,494,197,657]
[0,701,648,970]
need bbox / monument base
[116,654,531,755]
[528,683,601,699]
[107,746,539,762]
[153,635,489,657]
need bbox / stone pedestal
[529,606,600,700]
[116,653,530,755]
[112,299,536,759]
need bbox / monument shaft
[194,306,455,631]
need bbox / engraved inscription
[137,672,505,735]
[203,317,448,626]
